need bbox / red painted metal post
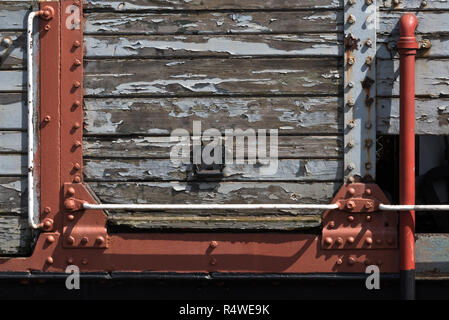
[397,13,419,300]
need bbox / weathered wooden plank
[377,59,449,97]
[0,93,26,129]
[0,131,25,153]
[84,135,343,159]
[378,98,449,135]
[379,0,449,10]
[378,35,449,59]
[0,177,25,214]
[85,0,342,11]
[0,155,25,176]
[85,34,341,58]
[108,213,322,230]
[379,11,449,35]
[0,70,24,92]
[84,58,342,97]
[84,97,342,135]
[85,11,343,35]
[0,32,25,69]
[84,159,342,182]
[0,215,30,255]
[90,181,338,229]
[0,2,31,31]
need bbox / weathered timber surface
[0,215,30,255]
[0,131,25,153]
[84,97,342,135]
[84,58,342,97]
[90,181,339,229]
[0,2,31,31]
[0,94,25,129]
[378,98,449,135]
[85,11,343,35]
[84,159,342,182]
[85,0,343,11]
[378,35,449,59]
[0,70,25,92]
[0,32,25,69]
[379,11,449,35]
[85,34,341,58]
[379,0,449,10]
[0,155,26,176]
[377,59,449,97]
[0,177,25,214]
[84,136,343,159]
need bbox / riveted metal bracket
[322,183,398,250]
[344,0,377,181]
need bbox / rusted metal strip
[39,1,60,232]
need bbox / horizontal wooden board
[378,98,449,135]
[84,58,342,97]
[377,59,449,97]
[0,177,25,214]
[89,181,339,228]
[85,34,341,58]
[84,159,342,182]
[0,70,24,92]
[379,0,449,10]
[0,214,30,255]
[0,131,25,153]
[85,0,342,11]
[85,11,343,35]
[0,93,25,129]
[0,2,31,31]
[0,155,25,175]
[0,32,25,69]
[84,135,343,159]
[108,213,322,230]
[84,97,342,135]
[379,11,449,35]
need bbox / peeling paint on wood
[84,97,342,135]
[85,11,343,35]
[84,58,342,96]
[0,131,25,153]
[0,214,30,255]
[0,70,25,92]
[0,155,26,176]
[84,159,343,182]
[379,11,449,35]
[0,177,25,214]
[0,94,25,129]
[0,2,31,31]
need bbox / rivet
[44,25,51,31]
[376,239,382,245]
[46,257,54,265]
[43,115,51,123]
[365,0,373,5]
[73,122,81,129]
[73,163,81,171]
[365,237,373,245]
[67,214,75,221]
[347,215,355,222]
[365,201,374,209]
[365,162,372,170]
[324,237,333,246]
[328,221,335,229]
[365,56,373,66]
[95,236,105,245]
[348,256,356,265]
[366,188,372,195]
[336,237,344,245]
[73,176,81,183]
[348,176,356,183]
[347,236,355,244]
[81,258,88,265]
[348,141,355,148]
[421,0,428,7]
[347,99,355,108]
[67,257,74,264]
[80,237,88,245]
[64,199,76,211]
[348,187,356,195]
[347,15,356,24]
[42,219,53,231]
[366,39,373,48]
[366,215,372,221]
[43,207,51,214]
[347,57,355,66]
[46,235,56,244]
[74,59,82,66]
[210,241,218,248]
[347,0,356,5]
[346,200,356,209]
[73,81,81,88]
[365,122,373,129]
[74,141,82,148]
[393,0,401,5]
[336,258,343,265]
[73,40,81,48]
[348,120,355,129]
[73,100,81,108]
[348,81,355,88]
[67,187,76,196]
[67,236,75,245]
[210,258,217,266]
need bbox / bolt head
[366,39,373,47]
[324,237,333,246]
[42,219,53,231]
[46,235,56,244]
[346,200,356,209]
[347,15,356,24]
[67,187,76,196]
[347,57,355,65]
[44,25,51,31]
[336,258,343,265]
[73,40,81,48]
[73,122,81,129]
[64,199,76,211]
[348,81,355,88]
[43,115,51,123]
[347,236,355,244]
[365,202,374,209]
[73,81,81,88]
[67,236,75,245]
[73,163,81,171]
[347,99,355,108]
[95,236,105,245]
[46,257,54,265]
[365,237,373,245]
[210,241,218,248]
[80,237,88,245]
[365,0,373,5]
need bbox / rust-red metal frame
[0,1,400,275]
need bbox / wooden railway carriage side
[0,0,447,294]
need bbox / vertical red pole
[397,13,419,300]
